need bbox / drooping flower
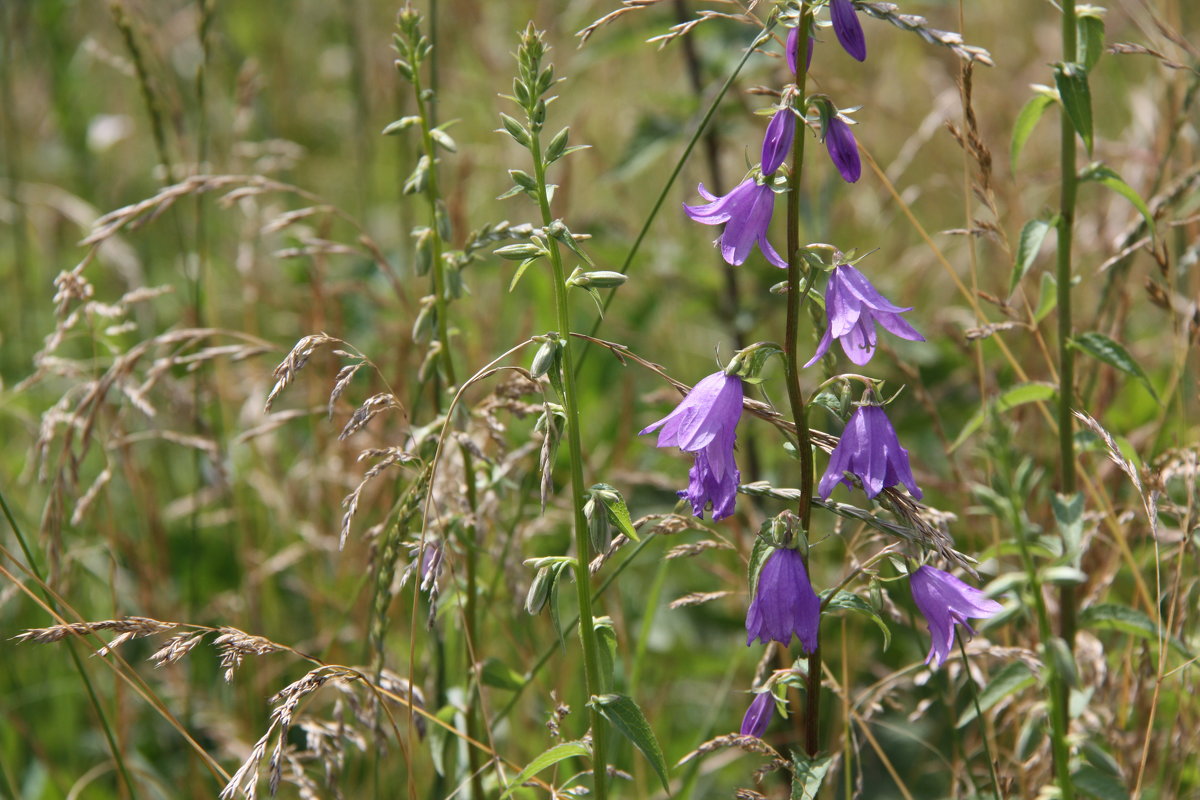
[640,371,743,520]
[804,264,923,367]
[817,404,922,500]
[909,565,1003,669]
[785,27,815,75]
[825,115,861,183]
[745,547,821,652]
[685,179,787,268]
[740,691,775,738]
[830,0,867,62]
[761,108,795,176]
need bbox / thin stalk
[410,58,457,389]
[461,446,486,800]
[1054,3,1079,797]
[956,636,1004,799]
[530,130,608,800]
[782,6,820,758]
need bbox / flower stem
[783,5,820,758]
[530,125,609,800]
[1052,2,1079,796]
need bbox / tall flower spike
[805,264,923,367]
[745,547,821,652]
[640,371,743,520]
[830,0,867,61]
[825,115,861,183]
[909,565,1003,669]
[739,691,775,738]
[685,179,787,268]
[761,108,795,176]
[818,404,922,500]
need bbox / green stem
[460,446,486,800]
[411,59,457,389]
[1054,3,1079,797]
[530,128,608,800]
[783,6,821,758]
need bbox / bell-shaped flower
[785,27,815,74]
[640,371,743,520]
[761,108,795,176]
[830,0,867,61]
[818,404,922,500]
[739,691,775,738]
[805,264,923,367]
[909,565,1003,669]
[745,547,821,652]
[825,115,861,183]
[685,178,787,268]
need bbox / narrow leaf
[1076,13,1106,72]
[499,741,591,800]
[1011,216,1057,293]
[1072,765,1130,800]
[480,658,526,691]
[1078,162,1156,237]
[822,590,891,650]
[951,383,1057,451]
[1080,603,1190,656]
[1011,93,1055,171]
[957,661,1035,728]
[590,694,670,792]
[1055,62,1093,154]
[791,752,834,800]
[1070,331,1158,401]
[1053,492,1084,566]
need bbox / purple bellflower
[910,565,1003,669]
[825,115,862,183]
[745,547,821,652]
[805,264,923,367]
[818,404,922,500]
[761,108,795,176]
[685,179,786,268]
[640,371,743,520]
[785,27,815,75]
[830,0,867,62]
[740,691,775,738]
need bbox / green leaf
[1035,271,1058,323]
[590,694,670,792]
[957,661,1036,728]
[747,538,775,597]
[791,752,834,800]
[1078,162,1156,237]
[1070,331,1158,401]
[1076,13,1106,72]
[594,618,617,693]
[498,741,591,800]
[590,483,639,542]
[951,383,1057,451]
[428,704,459,776]
[1011,93,1056,171]
[480,658,527,691]
[1080,603,1190,656]
[508,257,539,293]
[1053,492,1084,566]
[1073,765,1130,800]
[1011,216,1058,293]
[1055,62,1094,154]
[822,590,891,650]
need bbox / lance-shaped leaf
[1078,162,1156,237]
[791,752,834,800]
[1070,331,1158,401]
[1055,62,1093,154]
[498,741,591,800]
[1011,91,1056,171]
[1011,215,1059,294]
[590,693,670,792]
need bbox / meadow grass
[1,1,1198,798]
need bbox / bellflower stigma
[825,115,862,183]
[805,264,924,367]
[818,404,922,500]
[685,178,787,268]
[640,371,743,520]
[761,108,795,176]
[745,547,821,652]
[739,691,775,738]
[830,0,867,61]
[910,565,1003,669]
